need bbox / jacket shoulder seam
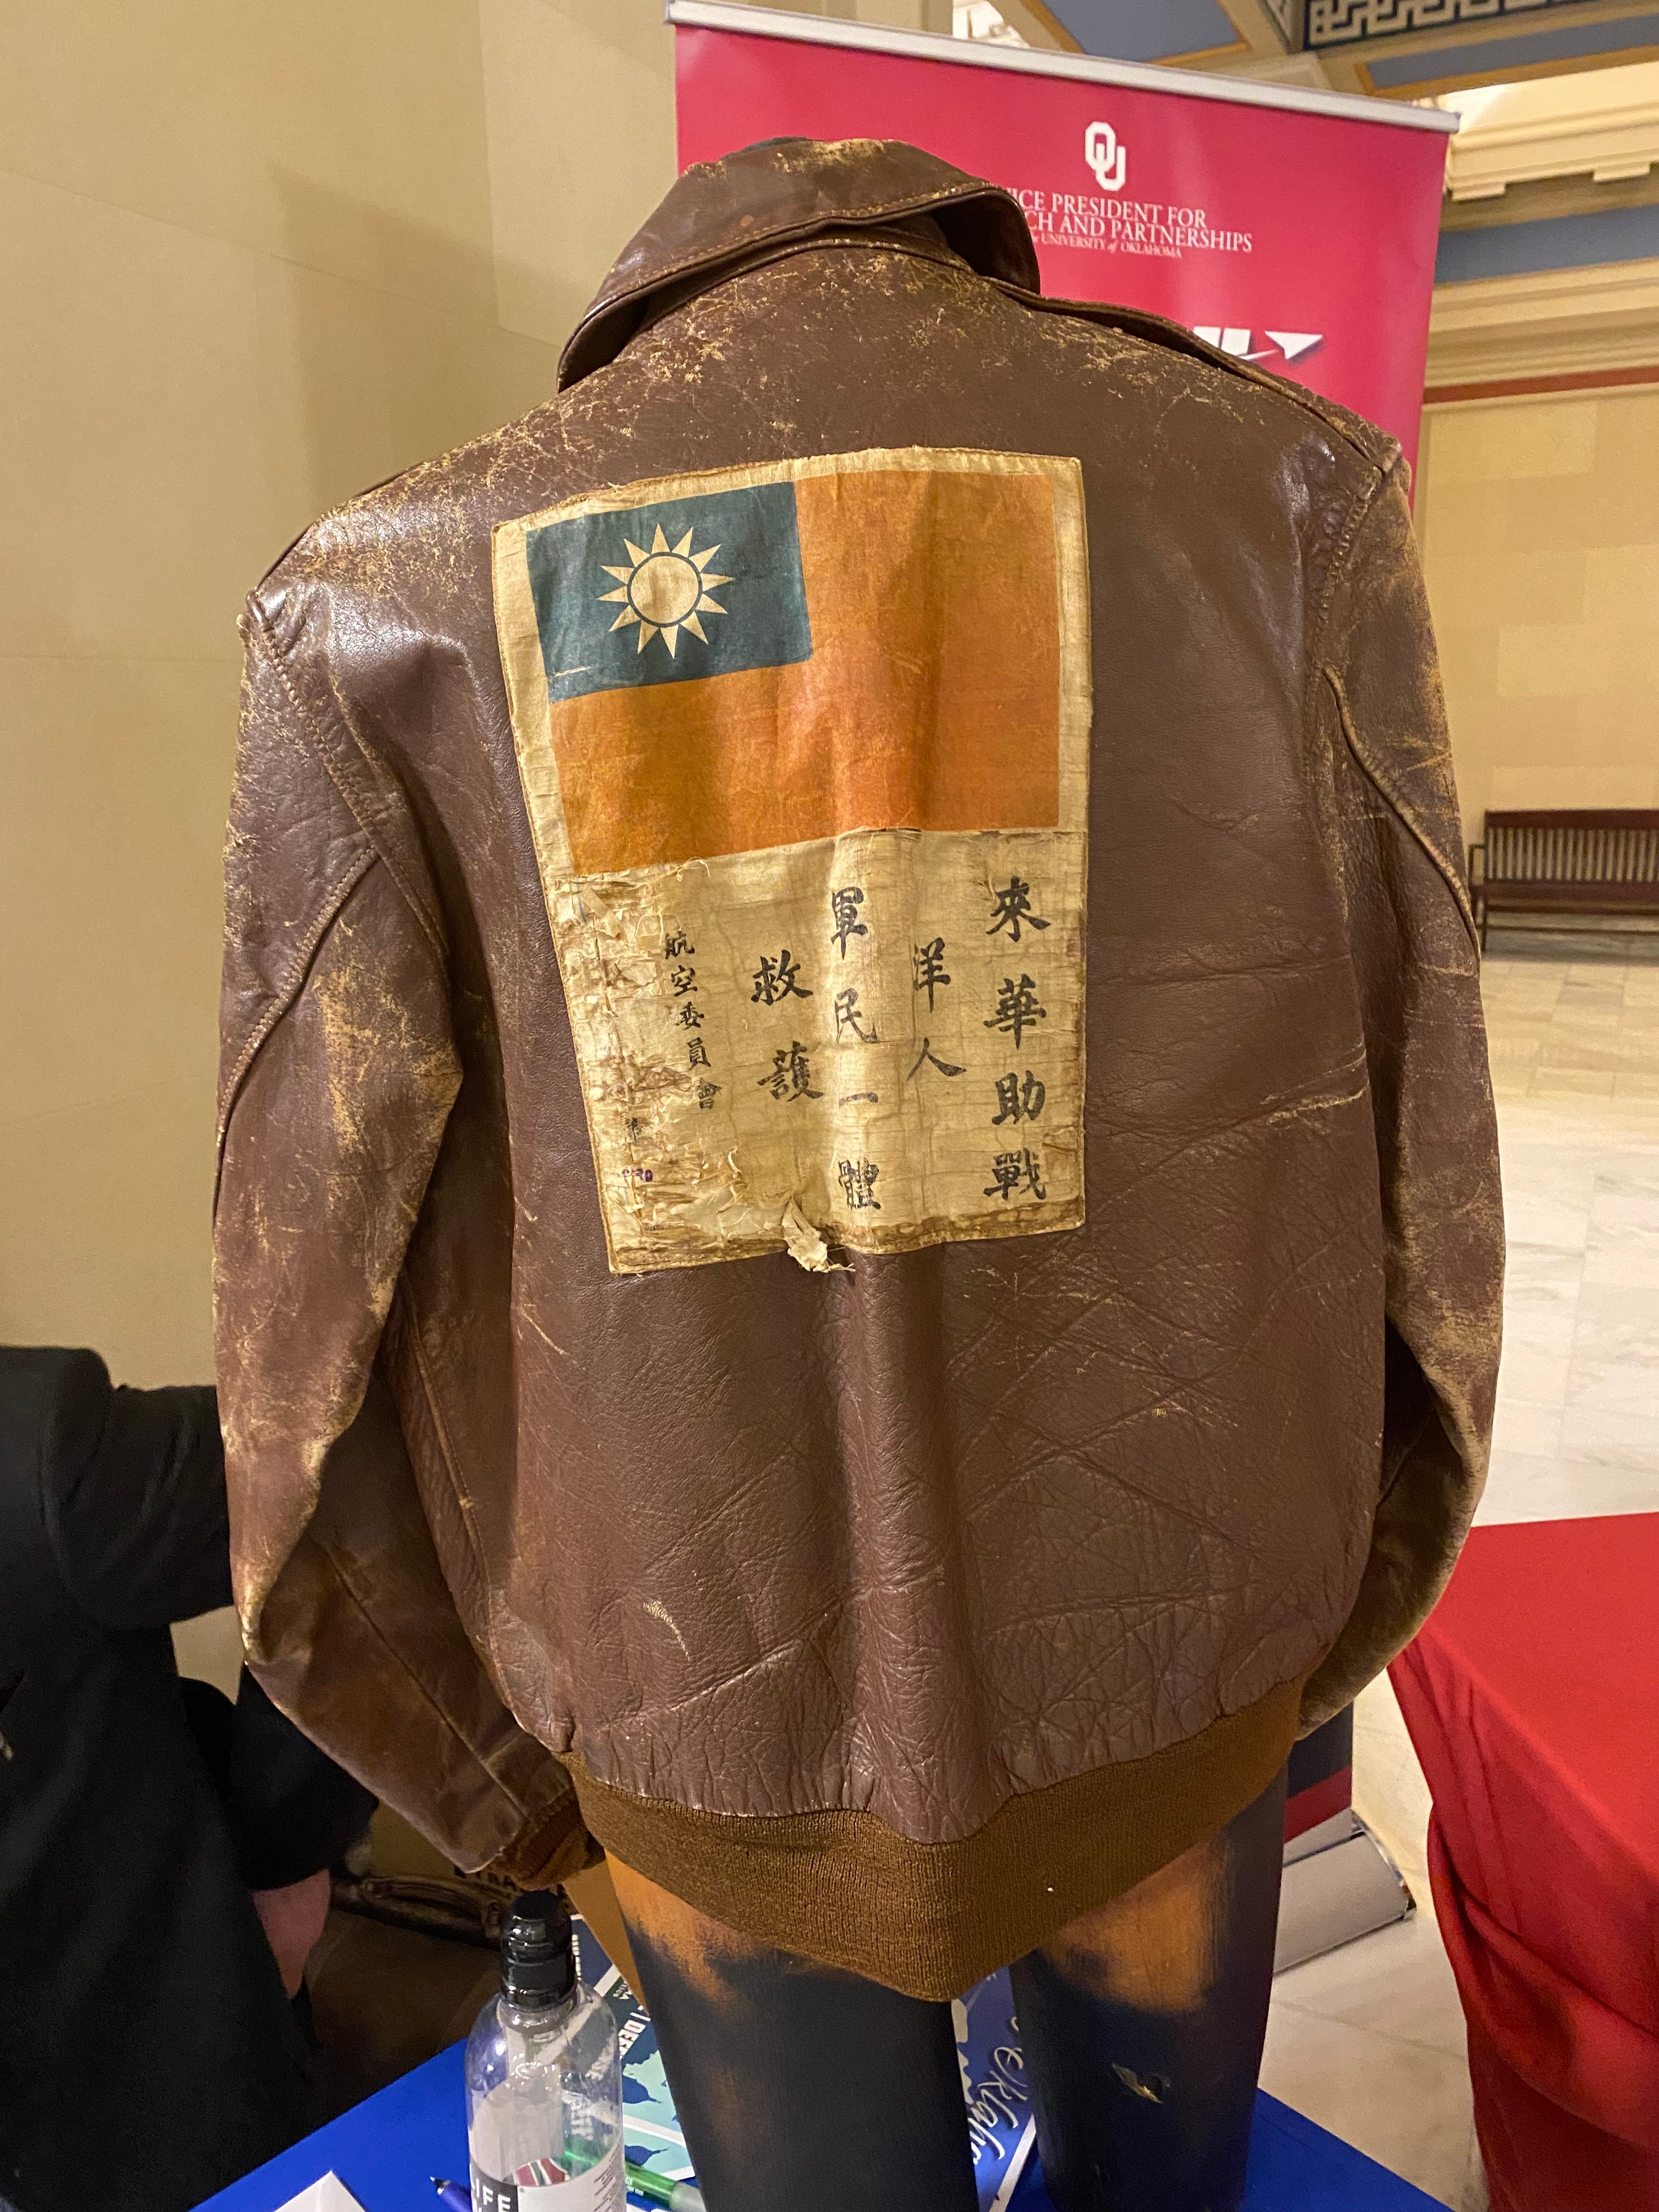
[999,285,1399,472]
[215,844,379,1177]
[1305,460,1391,743]
[245,599,449,969]
[1323,663,1480,952]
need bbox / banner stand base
[1275,1814,1414,1974]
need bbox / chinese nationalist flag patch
[493,447,1091,1273]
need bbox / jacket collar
[558,137,1039,390]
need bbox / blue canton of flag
[529,479,812,702]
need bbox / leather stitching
[213,844,377,1191]
[395,1284,517,1707]
[1308,464,1390,726]
[1324,665,1480,954]
[247,602,449,968]
[295,1531,540,1825]
[992,288,1400,479]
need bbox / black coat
[0,1349,371,2212]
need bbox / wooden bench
[1468,809,1659,950]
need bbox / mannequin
[213,138,1502,2208]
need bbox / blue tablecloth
[202,2041,1444,2212]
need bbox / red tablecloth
[1391,1514,1659,2212]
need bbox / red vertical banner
[671,2,1451,473]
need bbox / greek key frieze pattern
[1307,0,1599,49]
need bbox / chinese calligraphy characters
[992,1070,1046,1125]
[912,936,950,1011]
[830,885,867,958]
[752,949,812,1006]
[983,881,1052,1201]
[987,876,1049,944]
[834,986,877,1043]
[759,1041,822,1104]
[625,850,1076,1260]
[838,1157,881,1210]
[662,925,719,1108]
[985,974,1046,1049]
[985,1149,1046,1203]
[908,1038,966,1082]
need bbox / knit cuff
[488,1792,602,1891]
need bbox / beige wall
[1417,383,1659,848]
[1,1,676,1388]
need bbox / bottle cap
[500,1888,576,2008]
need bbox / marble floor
[1261,932,1659,2209]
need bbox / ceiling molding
[1442,162,1659,228]
[1201,49,1337,81]
[1307,0,1659,95]
[1218,0,1302,55]
[1136,39,1253,66]
[1310,0,1651,57]
[1176,0,1323,78]
[1352,41,1659,98]
[1426,252,1659,382]
[1447,92,1659,200]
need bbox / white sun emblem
[599,525,732,658]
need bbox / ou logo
[1084,120,1127,192]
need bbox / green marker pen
[625,2155,705,2210]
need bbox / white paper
[273,2175,367,2212]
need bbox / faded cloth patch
[494,446,1091,1273]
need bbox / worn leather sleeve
[214,605,588,1880]
[1298,465,1505,1731]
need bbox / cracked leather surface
[213,139,1503,1882]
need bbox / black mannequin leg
[1009,1772,1287,2212]
[610,1858,979,2212]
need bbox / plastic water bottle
[465,1889,625,2211]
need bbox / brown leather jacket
[215,138,1502,1999]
